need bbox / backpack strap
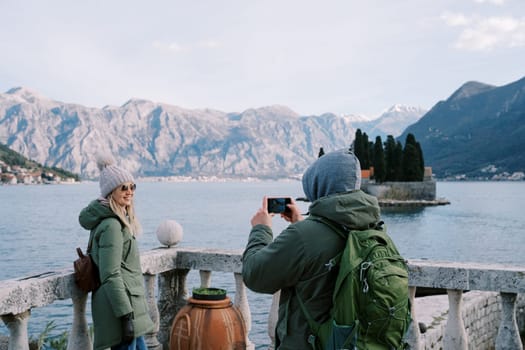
[307,215,349,240]
[294,216,348,349]
[295,288,320,348]
[87,231,95,253]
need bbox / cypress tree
[354,129,365,167]
[416,141,425,179]
[362,132,370,169]
[384,135,397,181]
[355,131,426,181]
[368,140,375,170]
[394,141,404,181]
[402,133,423,181]
[373,136,386,183]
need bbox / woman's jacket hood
[79,199,118,231]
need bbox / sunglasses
[120,183,137,192]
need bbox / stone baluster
[234,272,254,350]
[267,290,280,350]
[443,289,468,350]
[406,286,421,350]
[199,270,212,288]
[1,310,30,350]
[495,292,523,350]
[144,274,162,350]
[157,268,190,349]
[67,289,91,350]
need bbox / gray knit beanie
[302,148,361,202]
[96,152,135,198]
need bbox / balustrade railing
[0,247,524,350]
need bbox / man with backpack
[242,148,410,350]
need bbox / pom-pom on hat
[96,152,135,198]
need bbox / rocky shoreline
[378,198,450,207]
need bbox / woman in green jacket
[242,149,381,349]
[79,153,154,350]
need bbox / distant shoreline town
[1,165,523,186]
[441,169,525,182]
[0,160,77,185]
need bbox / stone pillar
[406,286,421,350]
[199,270,211,288]
[1,310,30,350]
[67,289,92,350]
[444,289,468,350]
[267,290,280,350]
[144,274,162,350]
[234,272,254,350]
[496,292,523,350]
[157,268,189,349]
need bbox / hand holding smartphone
[267,197,292,214]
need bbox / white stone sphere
[156,220,184,247]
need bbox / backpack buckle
[359,261,372,281]
[325,258,337,271]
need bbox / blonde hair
[108,193,143,237]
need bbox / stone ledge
[415,291,525,349]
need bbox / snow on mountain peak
[341,113,371,122]
[0,86,428,178]
[6,87,50,103]
[384,104,425,114]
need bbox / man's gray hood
[302,148,362,202]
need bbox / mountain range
[3,74,523,180]
[400,76,525,178]
[0,88,423,179]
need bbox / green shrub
[32,321,68,350]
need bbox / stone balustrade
[1,247,524,350]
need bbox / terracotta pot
[170,296,247,350]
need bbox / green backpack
[297,217,411,350]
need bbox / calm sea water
[1,180,524,347]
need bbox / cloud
[442,13,525,50]
[197,40,221,49]
[152,40,187,54]
[474,0,505,4]
[152,40,221,54]
[441,13,472,27]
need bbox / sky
[1,0,524,117]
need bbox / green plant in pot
[192,287,227,300]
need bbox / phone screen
[267,197,291,214]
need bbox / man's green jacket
[242,190,380,350]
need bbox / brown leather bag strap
[87,231,95,253]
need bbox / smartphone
[267,197,292,214]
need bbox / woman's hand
[121,313,134,344]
